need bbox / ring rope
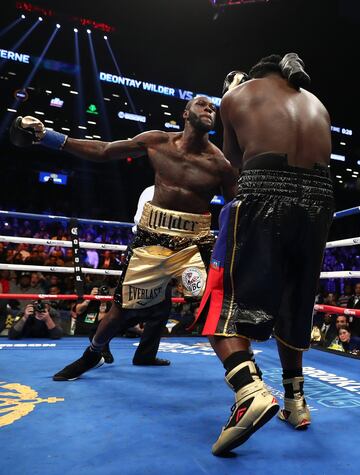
[314,304,360,318]
[0,293,186,304]
[1,206,360,223]
[0,235,127,251]
[0,210,134,227]
[325,237,360,248]
[0,263,122,276]
[333,206,360,219]
[1,263,358,280]
[0,294,357,317]
[2,234,359,253]
[319,271,360,279]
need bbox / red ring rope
[0,293,186,304]
[1,294,358,316]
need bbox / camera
[33,300,46,313]
[99,285,110,296]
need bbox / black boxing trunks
[192,153,334,350]
[113,202,214,310]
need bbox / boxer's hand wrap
[10,116,67,150]
[279,53,311,90]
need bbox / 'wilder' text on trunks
[148,209,199,232]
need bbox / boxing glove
[279,53,311,89]
[222,71,250,95]
[10,116,67,150]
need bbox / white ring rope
[325,237,360,248]
[0,262,357,280]
[0,235,127,251]
[0,263,122,276]
[319,271,360,279]
[2,235,360,252]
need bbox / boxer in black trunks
[192,54,334,455]
[10,96,238,381]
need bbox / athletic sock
[282,369,304,398]
[90,338,104,353]
[223,351,254,392]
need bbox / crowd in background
[0,217,359,357]
[311,283,360,355]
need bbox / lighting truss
[209,0,270,7]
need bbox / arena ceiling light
[21,14,25,19]
[87,29,91,34]
[56,24,61,29]
[104,36,108,40]
[38,17,43,21]
[74,28,78,33]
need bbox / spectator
[44,251,64,267]
[63,249,74,267]
[98,250,114,269]
[26,249,45,266]
[0,242,7,262]
[324,292,338,306]
[335,326,360,354]
[9,272,34,312]
[312,312,337,347]
[8,301,62,339]
[347,283,360,336]
[337,284,353,308]
[327,315,350,349]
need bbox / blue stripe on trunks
[211,199,234,267]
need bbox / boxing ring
[0,207,360,475]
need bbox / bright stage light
[56,24,61,29]
[21,14,26,19]
[104,35,108,40]
[74,28,78,32]
[38,17,43,21]
[87,29,91,34]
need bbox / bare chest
[148,145,223,188]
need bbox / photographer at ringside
[8,301,63,340]
[72,284,114,363]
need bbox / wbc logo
[182,267,204,297]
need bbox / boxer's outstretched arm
[64,131,163,162]
[9,115,166,162]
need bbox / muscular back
[221,74,331,169]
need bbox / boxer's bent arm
[221,165,239,202]
[64,131,164,162]
[220,97,244,169]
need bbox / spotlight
[56,23,61,28]
[38,16,43,21]
[21,14,26,19]
[74,28,78,33]
[104,35,108,40]
[87,29,91,34]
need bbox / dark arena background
[0,1,360,475]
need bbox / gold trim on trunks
[139,202,211,238]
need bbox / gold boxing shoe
[278,376,311,429]
[212,361,279,456]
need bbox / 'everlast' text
[128,285,162,301]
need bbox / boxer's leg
[210,336,279,456]
[276,340,311,429]
[53,303,127,381]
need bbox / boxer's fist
[10,115,46,147]
[279,53,311,90]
